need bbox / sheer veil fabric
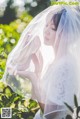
[1,2,80,118]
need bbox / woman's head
[43,9,65,46]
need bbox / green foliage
[64,95,80,119]
[0,24,20,79]
[0,0,51,24]
[0,81,39,119]
[25,0,51,16]
[74,94,78,107]
[51,0,58,5]
[10,12,33,33]
[0,12,33,79]
[64,95,78,112]
[0,11,38,119]
[64,102,74,113]
[66,115,72,119]
[0,0,17,24]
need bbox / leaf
[66,115,72,119]
[74,94,78,107]
[64,102,73,113]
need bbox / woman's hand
[29,35,41,54]
[31,50,43,77]
[17,35,43,76]
[16,35,43,77]
[6,35,43,101]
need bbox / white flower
[3,38,8,42]
[0,29,3,34]
[10,39,15,44]
[31,1,37,7]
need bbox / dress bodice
[40,55,78,106]
[34,55,78,119]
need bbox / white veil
[1,3,80,118]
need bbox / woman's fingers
[34,36,41,48]
[23,32,32,47]
[30,36,41,54]
[36,50,43,72]
[15,70,27,79]
[33,36,41,51]
[31,50,43,75]
[16,70,37,81]
[26,32,32,43]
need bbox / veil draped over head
[1,3,80,117]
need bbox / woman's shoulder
[50,54,76,75]
[55,54,76,67]
[41,54,76,80]
[46,55,77,87]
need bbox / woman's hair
[52,9,66,30]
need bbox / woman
[1,4,80,119]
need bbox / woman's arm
[16,51,44,112]
[7,35,44,111]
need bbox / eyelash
[46,24,56,31]
[52,28,54,30]
[51,28,56,31]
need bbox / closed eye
[51,28,56,31]
[51,24,56,31]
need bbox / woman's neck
[52,46,69,61]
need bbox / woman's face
[43,13,56,46]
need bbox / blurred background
[0,0,52,24]
[0,0,56,79]
[0,1,57,119]
[0,0,79,119]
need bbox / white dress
[34,55,78,119]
